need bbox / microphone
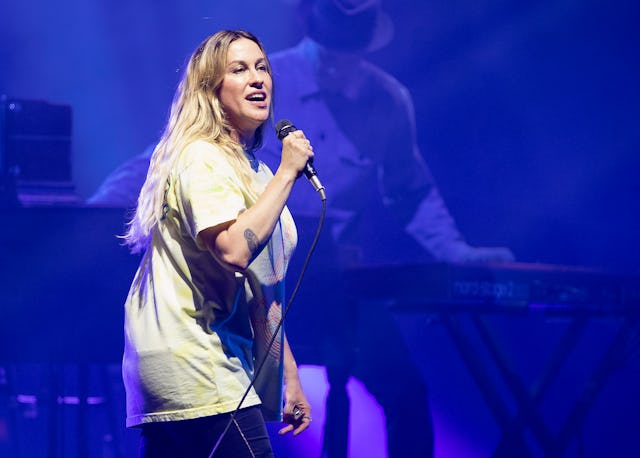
[275,119,326,201]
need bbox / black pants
[138,406,274,458]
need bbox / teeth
[247,94,265,101]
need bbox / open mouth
[246,92,267,102]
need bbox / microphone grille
[276,119,297,140]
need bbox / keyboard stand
[436,310,637,457]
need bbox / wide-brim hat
[306,0,394,52]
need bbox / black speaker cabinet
[0,96,77,205]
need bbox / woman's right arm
[199,130,313,271]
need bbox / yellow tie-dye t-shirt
[123,140,297,426]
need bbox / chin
[253,113,270,125]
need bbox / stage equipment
[345,261,640,457]
[0,96,77,206]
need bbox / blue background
[2,0,639,272]
[1,1,639,457]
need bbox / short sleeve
[173,141,247,245]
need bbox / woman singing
[121,30,312,457]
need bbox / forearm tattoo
[244,228,259,253]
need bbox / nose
[249,69,264,88]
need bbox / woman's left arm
[278,335,312,436]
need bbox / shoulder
[268,41,313,82]
[269,41,305,66]
[181,140,225,161]
[362,61,411,105]
[176,141,231,173]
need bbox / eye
[231,66,246,74]
[257,63,268,72]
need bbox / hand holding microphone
[276,119,326,201]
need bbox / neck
[231,128,256,149]
[306,38,365,98]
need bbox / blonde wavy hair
[124,30,273,253]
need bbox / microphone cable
[208,196,327,457]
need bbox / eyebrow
[227,57,267,67]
